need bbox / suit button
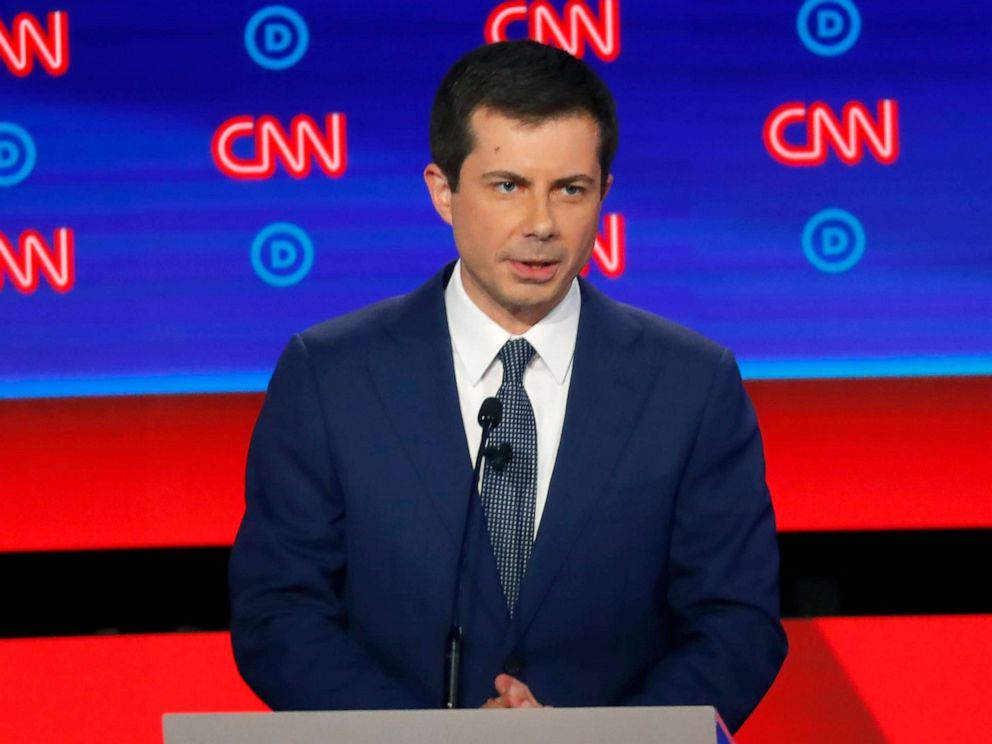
[502,654,523,676]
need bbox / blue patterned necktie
[480,338,538,617]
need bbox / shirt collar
[444,259,581,386]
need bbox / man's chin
[501,286,568,318]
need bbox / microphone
[443,396,502,709]
[477,396,502,430]
[483,442,513,470]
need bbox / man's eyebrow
[551,174,596,186]
[480,170,530,184]
[479,171,597,186]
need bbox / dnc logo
[0,122,36,186]
[802,209,866,273]
[245,6,309,70]
[251,223,313,287]
[797,0,861,57]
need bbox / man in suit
[229,40,786,731]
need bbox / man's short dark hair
[430,40,618,192]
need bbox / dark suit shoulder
[297,293,405,357]
[627,303,725,356]
[294,266,448,363]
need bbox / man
[229,40,786,731]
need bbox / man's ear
[600,173,614,201]
[423,163,454,226]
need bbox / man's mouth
[509,259,559,281]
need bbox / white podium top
[164,706,733,744]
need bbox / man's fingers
[494,673,514,695]
[493,673,541,708]
[504,683,532,707]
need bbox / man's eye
[562,184,584,196]
[496,181,517,193]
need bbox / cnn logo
[0,228,74,293]
[0,11,68,76]
[485,0,620,62]
[763,100,899,167]
[212,114,347,180]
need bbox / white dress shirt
[444,260,581,538]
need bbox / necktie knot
[498,338,535,386]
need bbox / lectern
[163,706,734,744]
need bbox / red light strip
[1,377,990,552]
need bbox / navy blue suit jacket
[229,264,786,731]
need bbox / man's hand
[480,673,545,708]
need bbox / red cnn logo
[0,11,69,77]
[580,213,625,278]
[763,100,899,166]
[211,114,347,180]
[485,0,620,62]
[0,228,75,293]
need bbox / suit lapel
[366,264,509,629]
[513,280,652,640]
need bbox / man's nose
[522,194,558,241]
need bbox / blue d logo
[245,6,309,70]
[802,208,866,273]
[797,0,861,57]
[0,123,37,187]
[251,222,314,286]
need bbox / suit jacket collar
[368,263,510,628]
[513,274,650,641]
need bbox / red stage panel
[1,376,990,552]
[1,618,988,743]
[749,376,992,531]
[0,394,261,552]
[737,615,992,744]
[0,632,266,744]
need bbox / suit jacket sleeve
[620,348,787,731]
[228,334,428,710]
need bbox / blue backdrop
[2,1,990,397]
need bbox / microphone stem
[443,418,495,709]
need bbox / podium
[163,706,734,743]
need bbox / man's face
[425,107,612,333]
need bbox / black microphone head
[492,442,512,469]
[478,397,502,428]
[484,442,513,470]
